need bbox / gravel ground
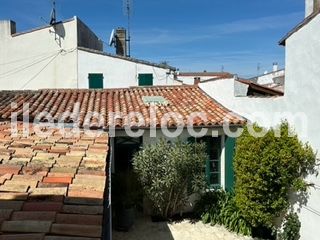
[113,216,253,240]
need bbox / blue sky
[1,0,304,77]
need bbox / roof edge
[78,47,176,71]
[237,79,284,96]
[279,11,320,46]
[11,17,76,37]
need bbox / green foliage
[278,212,301,240]
[132,139,207,218]
[194,190,227,224]
[234,121,316,229]
[195,190,252,236]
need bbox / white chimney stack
[305,0,320,17]
[273,62,278,72]
[0,20,16,39]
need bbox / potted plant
[112,171,141,231]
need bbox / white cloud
[133,11,303,45]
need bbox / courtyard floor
[113,216,253,240]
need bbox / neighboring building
[250,63,285,86]
[199,1,320,239]
[0,17,177,90]
[176,71,234,85]
[236,79,284,97]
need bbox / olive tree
[133,139,207,218]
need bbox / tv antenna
[123,0,132,57]
[50,0,57,25]
[257,63,261,76]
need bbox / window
[138,73,153,86]
[88,73,104,89]
[204,136,221,188]
[188,136,221,188]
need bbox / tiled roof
[0,122,109,239]
[0,86,245,129]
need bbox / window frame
[189,136,222,189]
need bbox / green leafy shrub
[219,196,252,236]
[278,212,301,240]
[133,139,207,219]
[234,122,316,230]
[195,190,252,236]
[194,190,227,224]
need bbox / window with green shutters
[188,136,221,189]
[88,73,104,89]
[138,73,153,86]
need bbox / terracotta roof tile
[0,123,109,239]
[0,86,245,128]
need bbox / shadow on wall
[50,23,66,47]
[112,214,174,240]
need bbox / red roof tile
[0,122,108,239]
[0,86,245,128]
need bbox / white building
[249,63,285,93]
[199,1,320,238]
[0,17,177,90]
[176,71,234,85]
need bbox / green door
[88,73,104,89]
[138,73,153,86]
[225,136,236,191]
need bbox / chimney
[0,20,16,39]
[305,0,320,17]
[194,77,201,85]
[115,28,127,57]
[273,62,278,72]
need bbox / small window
[138,73,153,86]
[88,73,104,89]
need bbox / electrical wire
[0,50,61,66]
[19,51,62,90]
[0,51,61,78]
[19,48,77,90]
[0,48,77,79]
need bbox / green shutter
[138,74,153,86]
[205,159,211,186]
[225,136,236,191]
[89,74,104,89]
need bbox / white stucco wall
[0,19,78,90]
[284,13,320,240]
[199,14,320,239]
[78,50,177,88]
